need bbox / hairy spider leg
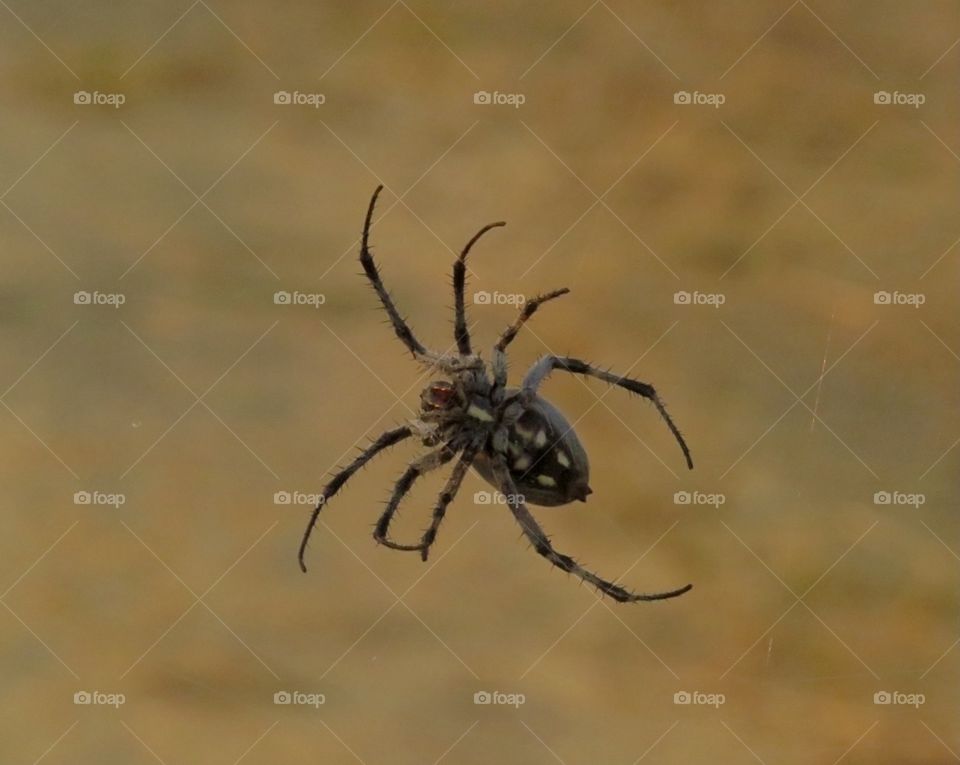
[453,222,505,355]
[374,443,459,550]
[359,185,485,375]
[418,439,482,560]
[490,288,570,401]
[491,459,692,602]
[359,185,429,358]
[521,356,694,470]
[299,425,413,571]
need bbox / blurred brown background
[0,2,957,763]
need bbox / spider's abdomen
[473,394,591,506]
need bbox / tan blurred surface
[1,2,958,763]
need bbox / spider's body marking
[473,391,592,506]
[514,421,536,441]
[466,401,495,422]
[421,381,458,410]
[298,185,695,603]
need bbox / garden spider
[298,185,693,602]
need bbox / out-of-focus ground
[0,2,957,763]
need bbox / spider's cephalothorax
[298,185,695,603]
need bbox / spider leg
[417,441,480,561]
[359,185,430,359]
[490,288,570,395]
[521,355,693,469]
[299,425,413,572]
[453,221,505,355]
[373,444,459,551]
[490,459,692,603]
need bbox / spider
[298,185,694,603]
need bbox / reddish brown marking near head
[420,382,458,411]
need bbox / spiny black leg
[299,425,413,571]
[490,288,570,395]
[521,355,693,470]
[418,442,479,561]
[454,222,505,355]
[373,444,458,551]
[359,185,427,357]
[495,288,569,353]
[491,459,692,603]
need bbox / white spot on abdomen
[515,423,535,440]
